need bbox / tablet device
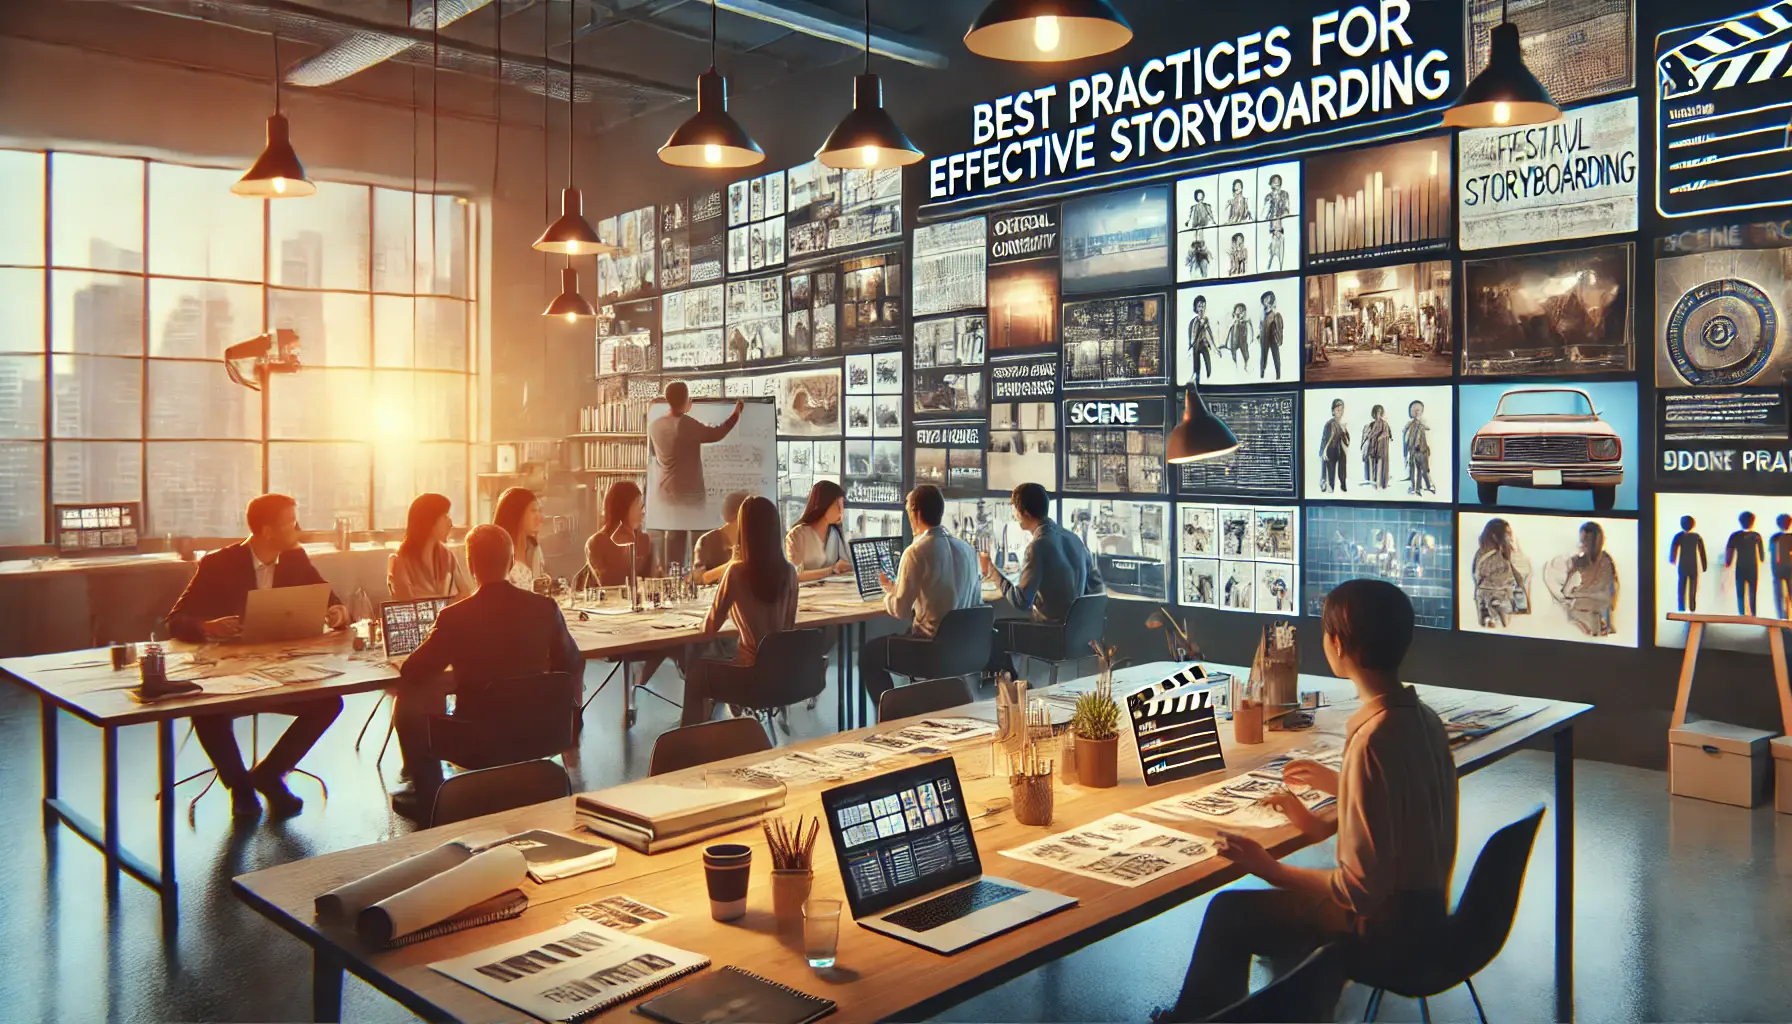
[848,537,901,602]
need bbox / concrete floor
[1,662,1789,1023]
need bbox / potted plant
[1070,682,1121,789]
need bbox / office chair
[886,605,995,688]
[878,676,973,724]
[1199,941,1349,1022]
[650,718,773,776]
[428,672,579,771]
[703,628,829,741]
[429,760,571,828]
[1004,593,1109,686]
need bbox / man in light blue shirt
[861,485,982,705]
[980,483,1104,677]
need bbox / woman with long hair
[492,487,545,590]
[388,493,472,602]
[1563,521,1618,636]
[586,480,658,587]
[683,496,798,726]
[1472,518,1520,629]
[785,480,850,581]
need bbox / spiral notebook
[635,966,836,1024]
[430,920,710,1022]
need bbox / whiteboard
[644,398,777,533]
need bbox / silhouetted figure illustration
[1669,515,1706,613]
[1726,511,1765,616]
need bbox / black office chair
[1004,593,1109,686]
[1198,942,1349,1023]
[878,676,973,724]
[887,605,995,688]
[650,718,774,776]
[1354,806,1546,1023]
[703,628,829,741]
[428,760,572,828]
[428,672,579,771]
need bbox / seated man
[390,524,582,819]
[1163,579,1457,1020]
[165,493,350,820]
[692,490,751,585]
[978,482,1103,677]
[860,485,982,707]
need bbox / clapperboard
[1127,666,1229,787]
[1658,2,1792,216]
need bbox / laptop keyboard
[883,880,1025,933]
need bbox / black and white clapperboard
[1658,2,1792,217]
[1128,666,1228,786]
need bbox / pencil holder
[772,869,813,931]
[1010,771,1055,827]
[1234,700,1265,745]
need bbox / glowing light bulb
[1493,101,1511,125]
[564,311,578,324]
[566,241,582,255]
[861,145,879,167]
[1034,15,1060,53]
[272,176,288,195]
[704,143,722,165]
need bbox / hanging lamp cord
[863,0,870,74]
[272,31,281,113]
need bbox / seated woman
[692,490,751,585]
[784,480,851,582]
[493,486,547,592]
[587,480,673,687]
[683,496,798,726]
[388,492,472,603]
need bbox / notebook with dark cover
[369,889,529,949]
[634,966,835,1024]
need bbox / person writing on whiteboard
[785,480,851,581]
[648,380,744,511]
[860,485,983,707]
[1160,579,1456,1021]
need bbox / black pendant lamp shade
[235,35,315,198]
[1166,385,1239,464]
[1443,18,1561,128]
[543,266,596,321]
[534,187,609,255]
[659,1,765,168]
[964,0,1132,63]
[818,1,922,170]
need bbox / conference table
[0,577,894,932]
[232,662,1590,1023]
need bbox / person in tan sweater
[387,492,473,603]
[681,496,799,726]
[1164,578,1458,1020]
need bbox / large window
[0,149,477,546]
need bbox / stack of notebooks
[576,778,787,854]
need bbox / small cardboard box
[1670,720,1774,808]
[1774,737,1792,815]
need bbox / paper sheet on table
[196,674,285,695]
[1134,745,1342,828]
[358,845,528,945]
[315,841,472,923]
[999,813,1216,887]
[735,742,895,784]
[252,662,344,684]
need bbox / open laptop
[238,583,332,644]
[380,596,450,659]
[821,758,1074,954]
[847,536,901,602]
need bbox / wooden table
[0,581,895,931]
[232,663,1589,1023]
[1666,612,1792,733]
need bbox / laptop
[821,758,1074,954]
[238,583,332,644]
[847,536,901,602]
[380,596,450,659]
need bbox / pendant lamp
[534,3,609,254]
[544,265,596,321]
[659,0,765,168]
[1443,0,1560,128]
[1166,384,1239,464]
[234,33,315,197]
[817,0,923,169]
[964,0,1132,63]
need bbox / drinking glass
[802,899,842,969]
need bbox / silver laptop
[821,757,1074,954]
[238,583,332,644]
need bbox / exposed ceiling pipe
[284,0,496,88]
[716,0,946,68]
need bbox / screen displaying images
[1657,387,1791,493]
[912,216,988,318]
[1176,277,1300,387]
[1062,294,1167,390]
[1304,505,1455,629]
[596,205,657,303]
[1176,503,1299,613]
[843,351,903,441]
[1303,262,1453,382]
[1061,499,1170,601]
[660,284,725,370]
[841,249,904,351]
[1655,244,1792,387]
[1303,385,1454,503]
[1175,161,1300,283]
[785,265,838,359]
[1654,492,1792,654]
[912,315,988,419]
[724,276,784,365]
[1305,138,1451,266]
[1458,511,1638,647]
[773,368,842,438]
[1458,383,1639,512]
[1175,391,1298,499]
[988,260,1060,352]
[596,298,656,376]
[987,401,1058,492]
[660,189,725,289]
[1464,244,1634,376]
[1062,186,1171,294]
[914,420,985,496]
[1064,396,1166,495]
[845,438,904,506]
[727,171,785,273]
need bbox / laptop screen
[848,537,901,602]
[381,597,450,659]
[821,758,980,918]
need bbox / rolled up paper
[315,842,471,924]
[356,845,529,947]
